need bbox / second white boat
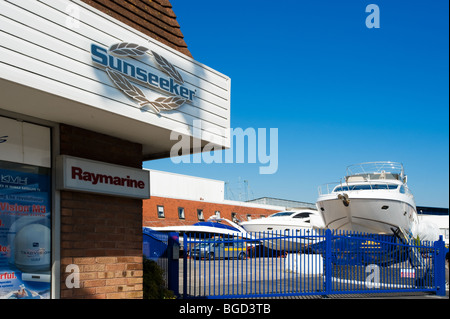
[239,208,325,252]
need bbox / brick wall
[143,196,280,227]
[59,124,144,299]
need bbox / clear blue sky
[144,0,449,208]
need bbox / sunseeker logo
[91,42,195,113]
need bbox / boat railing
[318,181,342,195]
[318,179,413,196]
[346,162,404,180]
[318,162,410,196]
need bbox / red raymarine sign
[70,166,146,189]
[56,155,150,199]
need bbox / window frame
[197,209,204,221]
[178,207,185,220]
[157,205,165,218]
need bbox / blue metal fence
[181,229,447,298]
[143,227,180,295]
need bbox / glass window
[269,212,295,218]
[178,207,185,220]
[334,184,399,192]
[157,205,165,218]
[0,160,51,299]
[293,213,311,219]
[372,184,398,190]
[197,209,204,221]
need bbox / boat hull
[261,231,320,253]
[316,194,417,235]
[239,209,325,252]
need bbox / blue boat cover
[193,221,239,232]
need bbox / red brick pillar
[58,124,144,299]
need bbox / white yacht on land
[316,162,418,236]
[240,209,325,233]
[239,208,325,252]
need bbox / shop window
[0,160,51,299]
[178,207,185,220]
[1,117,52,299]
[197,209,204,221]
[157,205,165,218]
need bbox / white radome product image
[14,224,51,273]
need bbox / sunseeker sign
[91,42,196,113]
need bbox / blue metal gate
[143,228,180,295]
[181,229,447,298]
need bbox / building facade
[143,170,285,228]
[144,196,283,227]
[0,0,230,299]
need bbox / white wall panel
[0,116,51,168]
[149,169,225,202]
[0,0,231,158]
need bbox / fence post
[434,235,446,297]
[183,233,188,299]
[167,232,180,297]
[325,229,332,295]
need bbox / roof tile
[81,0,192,57]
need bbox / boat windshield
[293,212,312,219]
[334,184,399,192]
[269,212,295,218]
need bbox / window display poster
[0,164,51,299]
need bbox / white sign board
[56,155,150,199]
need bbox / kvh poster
[0,165,51,299]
